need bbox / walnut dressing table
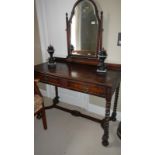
[34,58,121,146]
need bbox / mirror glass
[70,0,98,57]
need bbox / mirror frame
[66,0,103,65]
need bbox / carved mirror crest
[66,0,103,63]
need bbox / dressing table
[34,0,121,146]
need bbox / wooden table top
[34,61,121,88]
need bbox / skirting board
[40,88,121,121]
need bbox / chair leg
[42,108,47,130]
[36,112,42,119]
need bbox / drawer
[34,72,47,83]
[46,76,69,87]
[89,85,105,96]
[68,81,105,96]
[46,76,60,86]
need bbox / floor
[34,102,121,155]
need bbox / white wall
[34,4,42,65]
[41,0,75,57]
[35,0,121,116]
[98,0,121,63]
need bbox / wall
[35,0,121,114]
[34,3,46,90]
[97,0,121,64]
[34,4,42,65]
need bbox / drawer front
[34,72,47,83]
[35,73,68,87]
[68,81,105,96]
[46,76,69,87]
[46,76,60,86]
[88,85,105,96]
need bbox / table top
[34,61,121,88]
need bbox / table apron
[35,73,106,98]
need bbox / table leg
[53,86,59,105]
[102,89,111,146]
[102,94,111,146]
[111,83,120,121]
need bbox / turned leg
[102,93,111,146]
[111,84,120,121]
[53,86,59,105]
[42,108,47,130]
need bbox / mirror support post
[100,11,103,51]
[66,13,70,57]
